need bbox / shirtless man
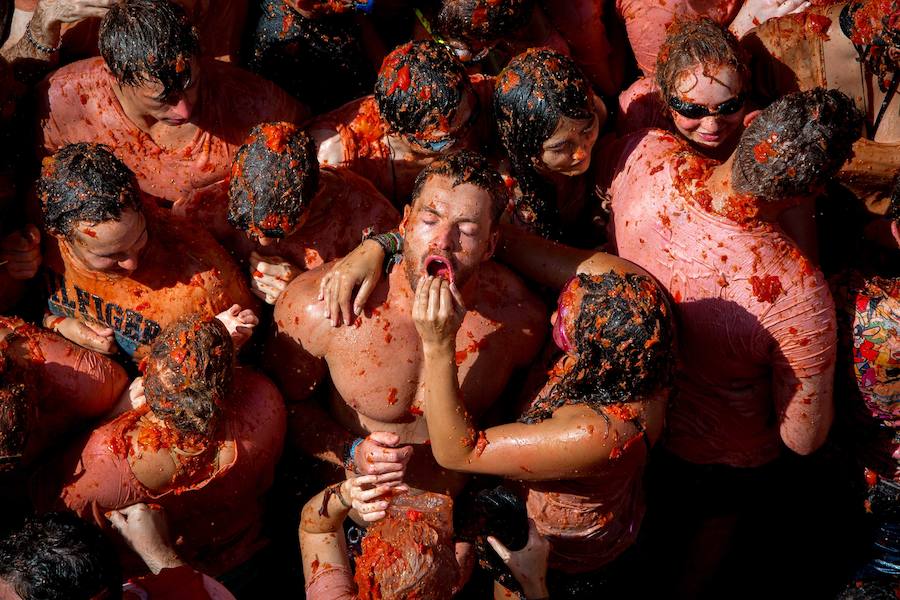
[307,40,489,207]
[742,1,900,215]
[600,89,861,596]
[267,151,545,497]
[35,0,304,212]
[184,122,399,305]
[39,143,258,360]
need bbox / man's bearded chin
[402,246,475,291]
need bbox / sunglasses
[667,94,746,119]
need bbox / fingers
[448,282,465,311]
[238,309,259,325]
[486,535,511,563]
[354,277,375,317]
[106,510,127,529]
[83,320,114,338]
[367,431,401,447]
[226,304,240,316]
[426,277,441,322]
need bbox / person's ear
[891,220,900,248]
[398,204,411,236]
[742,109,762,127]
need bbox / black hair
[228,122,320,239]
[374,40,472,139]
[409,150,507,224]
[99,0,200,100]
[143,315,234,437]
[521,271,675,423]
[0,512,122,600]
[888,174,900,223]
[243,0,373,113]
[436,0,535,44]
[733,89,862,200]
[836,580,900,600]
[0,347,31,472]
[846,0,900,91]
[39,143,141,239]
[494,48,595,240]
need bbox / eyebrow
[93,226,148,258]
[421,205,480,225]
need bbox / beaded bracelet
[25,24,60,55]
[363,231,404,273]
[344,436,365,472]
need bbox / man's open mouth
[424,255,455,283]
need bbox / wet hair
[732,88,863,200]
[846,0,900,91]
[99,0,200,100]
[521,272,676,424]
[228,122,320,239]
[655,17,749,103]
[494,48,595,240]
[436,0,535,44]
[0,512,121,600]
[374,40,472,139]
[39,143,141,240]
[354,496,458,600]
[410,150,507,225]
[143,315,234,437]
[889,175,900,223]
[836,580,900,600]
[0,348,32,472]
[243,0,372,113]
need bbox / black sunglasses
[667,94,746,119]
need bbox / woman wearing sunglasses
[494,48,607,243]
[618,17,752,162]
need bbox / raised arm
[414,275,657,480]
[495,223,650,290]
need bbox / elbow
[782,411,833,456]
[430,445,470,472]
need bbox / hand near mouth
[424,255,455,283]
[413,275,466,350]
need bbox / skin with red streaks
[267,176,545,497]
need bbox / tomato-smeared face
[69,209,148,275]
[551,276,583,354]
[669,63,746,153]
[539,107,600,176]
[117,57,202,126]
[401,175,497,290]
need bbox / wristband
[25,23,60,54]
[363,231,404,273]
[333,484,352,509]
[344,437,365,472]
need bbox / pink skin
[669,63,746,158]
[550,277,581,354]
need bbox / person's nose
[572,146,588,163]
[701,116,722,132]
[433,224,455,252]
[258,236,275,247]
[118,254,139,272]
[169,96,193,121]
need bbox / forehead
[73,209,144,248]
[674,63,742,99]
[412,175,493,221]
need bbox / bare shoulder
[475,261,547,360]
[272,264,335,355]
[127,431,176,493]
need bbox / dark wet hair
[733,89,862,200]
[0,348,31,472]
[354,493,457,600]
[847,0,900,90]
[889,175,900,223]
[39,143,141,239]
[521,272,675,423]
[655,17,749,103]
[99,0,200,100]
[494,48,594,240]
[374,40,472,139]
[436,0,535,44]
[143,315,234,437]
[228,122,320,239]
[243,0,372,113]
[0,512,122,600]
[836,580,899,600]
[410,150,507,225]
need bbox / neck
[111,82,157,136]
[704,155,774,224]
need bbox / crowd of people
[0,0,897,598]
